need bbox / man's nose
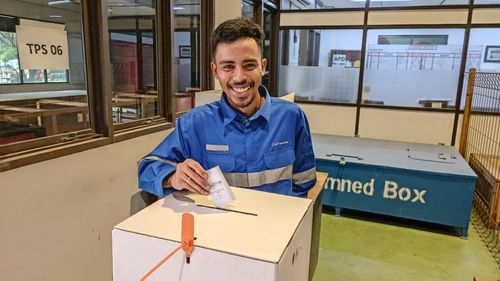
[233,66,247,83]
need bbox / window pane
[281,0,366,9]
[242,1,254,21]
[279,29,363,103]
[173,0,201,115]
[363,28,465,108]
[369,0,467,8]
[474,0,500,4]
[462,28,500,109]
[107,1,159,124]
[47,69,68,83]
[0,25,21,84]
[262,7,276,91]
[22,69,45,83]
[0,2,89,145]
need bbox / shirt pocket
[264,149,296,169]
[206,154,235,172]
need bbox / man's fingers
[183,160,210,192]
[182,166,210,194]
[170,159,210,195]
[185,159,208,180]
[172,171,206,195]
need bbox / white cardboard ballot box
[112,187,313,281]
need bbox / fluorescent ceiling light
[173,6,185,10]
[49,15,63,18]
[48,0,71,5]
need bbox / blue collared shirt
[138,86,316,197]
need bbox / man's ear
[210,61,218,79]
[261,58,268,72]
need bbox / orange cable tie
[140,245,182,281]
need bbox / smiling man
[138,18,316,198]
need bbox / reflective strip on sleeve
[223,164,293,188]
[137,156,178,167]
[292,167,316,185]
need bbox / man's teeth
[233,86,250,93]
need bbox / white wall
[358,108,456,144]
[0,131,170,281]
[215,0,242,27]
[299,104,356,136]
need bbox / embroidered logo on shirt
[206,144,230,152]
[272,141,289,150]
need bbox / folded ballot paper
[206,166,235,207]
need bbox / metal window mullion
[201,0,214,90]
[156,0,174,121]
[81,0,113,138]
[354,0,369,137]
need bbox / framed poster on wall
[329,50,361,67]
[484,46,500,63]
[179,45,191,58]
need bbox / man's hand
[165,159,210,195]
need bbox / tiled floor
[313,212,500,281]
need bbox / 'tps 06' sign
[15,19,69,70]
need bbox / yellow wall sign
[15,19,69,70]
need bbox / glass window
[107,1,159,124]
[262,6,276,91]
[242,1,255,21]
[279,29,363,103]
[173,0,201,115]
[474,0,500,4]
[369,0,467,8]
[363,28,465,108]
[0,2,88,145]
[0,16,69,85]
[462,28,500,109]
[281,0,365,9]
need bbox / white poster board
[15,19,69,70]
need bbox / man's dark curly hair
[211,18,265,60]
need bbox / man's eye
[222,65,234,70]
[245,64,257,69]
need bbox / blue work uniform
[138,86,316,197]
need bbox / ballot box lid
[114,187,312,263]
[313,134,476,178]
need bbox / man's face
[211,37,267,117]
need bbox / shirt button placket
[244,119,251,186]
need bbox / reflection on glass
[107,0,158,124]
[0,28,20,84]
[462,28,500,109]
[0,1,88,145]
[281,0,366,9]
[22,69,45,83]
[47,70,68,83]
[279,29,363,103]
[363,28,465,108]
[173,0,201,114]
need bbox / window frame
[0,0,216,171]
[277,0,500,145]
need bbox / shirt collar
[221,85,271,127]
